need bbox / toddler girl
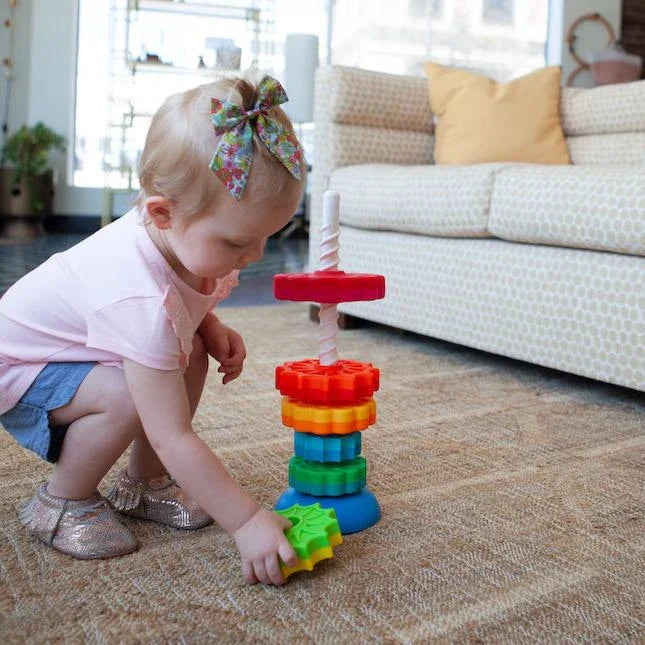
[0,75,304,586]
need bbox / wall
[1,0,31,139]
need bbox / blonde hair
[135,75,305,218]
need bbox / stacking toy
[275,503,342,579]
[274,190,386,534]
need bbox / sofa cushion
[566,132,645,166]
[329,164,502,238]
[424,63,570,165]
[489,165,645,257]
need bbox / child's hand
[200,317,246,384]
[232,508,298,585]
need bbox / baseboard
[44,214,116,234]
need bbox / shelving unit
[98,0,276,223]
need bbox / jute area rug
[1,304,643,643]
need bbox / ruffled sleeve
[161,270,239,368]
[211,270,239,307]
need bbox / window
[332,0,545,79]
[482,0,514,26]
[408,0,442,19]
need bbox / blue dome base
[275,487,380,534]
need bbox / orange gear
[282,397,376,435]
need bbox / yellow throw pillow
[424,62,570,165]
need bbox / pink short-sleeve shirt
[0,208,238,414]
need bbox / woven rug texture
[0,304,643,643]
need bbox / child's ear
[145,196,175,230]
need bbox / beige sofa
[309,66,645,391]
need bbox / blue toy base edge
[275,487,380,534]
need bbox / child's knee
[98,368,139,426]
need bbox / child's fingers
[222,369,242,384]
[242,560,258,585]
[278,541,298,568]
[253,559,271,585]
[277,514,292,530]
[265,554,286,586]
[218,364,241,379]
[219,355,244,367]
[218,363,240,374]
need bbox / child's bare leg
[127,333,209,478]
[46,365,143,499]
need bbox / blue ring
[275,487,380,534]
[294,431,362,462]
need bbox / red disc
[276,359,379,405]
[274,271,385,303]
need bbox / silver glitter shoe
[19,484,139,559]
[106,469,212,530]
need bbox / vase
[588,47,643,85]
[0,168,54,239]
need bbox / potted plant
[0,122,66,238]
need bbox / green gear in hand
[276,503,342,579]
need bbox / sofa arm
[309,66,434,271]
[315,65,433,133]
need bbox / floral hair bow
[210,76,302,200]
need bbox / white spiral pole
[319,190,340,366]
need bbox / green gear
[288,456,366,496]
[276,503,342,578]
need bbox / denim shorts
[0,362,96,463]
